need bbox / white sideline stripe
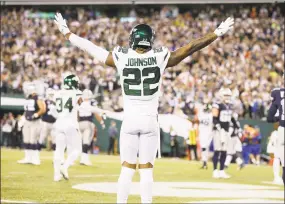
[1,199,36,203]
[74,174,118,178]
[9,172,27,175]
[188,199,284,203]
[262,181,284,186]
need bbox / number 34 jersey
[112,46,170,116]
[53,89,82,126]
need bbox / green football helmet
[129,24,155,50]
[63,74,79,90]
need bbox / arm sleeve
[112,46,125,72]
[159,47,171,72]
[212,103,221,130]
[231,116,240,129]
[69,33,109,64]
[267,104,279,123]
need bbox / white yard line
[1,199,37,203]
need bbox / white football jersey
[78,99,98,118]
[112,46,170,116]
[53,89,82,123]
[198,111,213,133]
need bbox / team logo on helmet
[129,24,155,50]
[63,74,79,90]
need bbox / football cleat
[17,158,30,164]
[80,160,92,166]
[237,163,245,171]
[212,170,220,179]
[200,164,208,170]
[273,177,283,185]
[54,174,63,182]
[31,151,40,165]
[31,159,40,166]
[80,153,92,166]
[219,170,231,179]
[60,166,69,180]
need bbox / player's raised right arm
[166,17,234,68]
[54,13,115,68]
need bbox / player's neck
[135,47,150,54]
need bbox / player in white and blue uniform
[212,88,233,179]
[18,83,46,165]
[39,88,57,151]
[267,81,285,185]
[224,112,245,170]
[78,89,105,166]
[267,129,283,184]
[197,102,213,169]
[54,12,234,202]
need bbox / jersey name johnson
[113,46,170,116]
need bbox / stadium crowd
[1,4,284,119]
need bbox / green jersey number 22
[56,97,73,112]
[123,66,161,96]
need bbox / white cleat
[219,170,231,179]
[60,166,69,180]
[31,159,40,165]
[54,174,63,182]
[273,177,283,185]
[212,170,220,179]
[31,155,41,165]
[80,159,92,166]
[17,158,30,164]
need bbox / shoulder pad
[271,88,280,94]
[270,88,280,98]
[153,47,163,53]
[117,46,128,54]
[76,90,82,96]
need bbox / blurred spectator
[241,124,261,164]
[1,5,284,119]
[170,127,179,158]
[1,113,15,147]
[187,126,198,161]
[12,114,25,148]
[108,120,118,155]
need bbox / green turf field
[1,148,284,203]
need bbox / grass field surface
[1,148,284,203]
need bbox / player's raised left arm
[166,17,234,68]
[54,13,116,68]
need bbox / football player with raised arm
[267,74,285,185]
[54,13,234,203]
